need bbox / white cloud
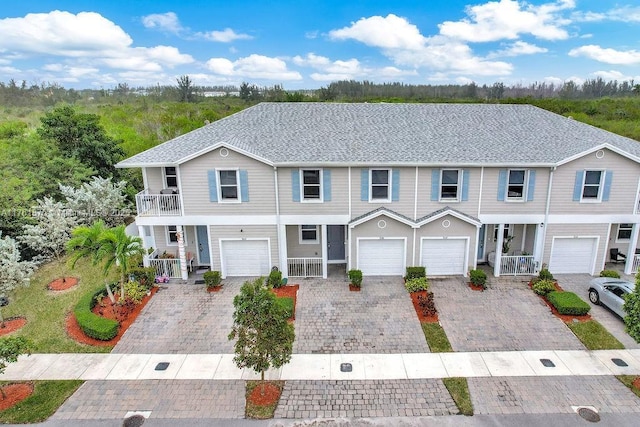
[143,46,194,67]
[439,0,574,42]
[205,54,302,80]
[196,28,253,43]
[329,14,427,50]
[488,41,548,58]
[573,6,640,23]
[569,45,640,65]
[543,76,564,85]
[293,53,416,82]
[141,12,184,34]
[592,70,640,81]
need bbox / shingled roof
[116,102,640,167]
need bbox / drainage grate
[340,363,352,372]
[540,358,556,368]
[155,362,170,371]
[194,279,205,285]
[577,407,600,423]
[611,358,628,367]
[123,415,145,427]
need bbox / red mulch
[0,383,34,410]
[468,282,484,291]
[47,277,79,291]
[207,286,223,292]
[349,285,361,291]
[410,290,439,323]
[528,281,591,323]
[271,284,299,321]
[0,317,27,336]
[65,287,158,346]
[633,377,640,390]
[247,382,281,407]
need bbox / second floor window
[165,167,177,188]
[371,169,390,201]
[219,170,239,200]
[440,169,460,200]
[302,169,321,200]
[582,170,603,200]
[507,170,526,200]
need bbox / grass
[443,377,474,416]
[2,255,117,353]
[421,322,453,353]
[567,320,625,350]
[0,380,83,423]
[616,375,640,399]
[245,380,284,419]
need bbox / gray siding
[350,167,415,219]
[151,225,196,256]
[209,224,279,271]
[543,223,609,271]
[480,167,549,215]
[285,225,323,257]
[145,167,164,193]
[350,216,413,268]
[416,167,481,219]
[278,167,349,215]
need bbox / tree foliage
[229,278,294,381]
[624,273,640,343]
[60,176,130,227]
[0,232,35,323]
[0,336,29,377]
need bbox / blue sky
[0,0,638,89]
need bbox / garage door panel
[422,239,466,275]
[549,238,596,274]
[221,240,270,277]
[358,239,405,276]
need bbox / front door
[196,226,211,266]
[327,225,345,262]
[477,224,486,262]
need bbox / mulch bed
[271,284,299,321]
[66,286,158,347]
[0,383,34,410]
[529,281,592,323]
[468,282,485,291]
[409,290,439,323]
[206,286,223,292]
[47,277,79,291]
[0,317,27,337]
[349,284,361,291]
[247,381,281,407]
[633,377,640,390]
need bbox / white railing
[143,249,158,267]
[500,255,537,276]
[633,255,640,273]
[149,258,182,279]
[287,257,323,277]
[135,189,181,216]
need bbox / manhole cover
[340,363,352,372]
[540,358,555,367]
[155,362,170,371]
[612,358,628,367]
[123,414,145,427]
[577,407,600,422]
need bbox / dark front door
[327,225,345,262]
[196,225,210,265]
[477,224,486,262]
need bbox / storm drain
[122,414,145,427]
[576,407,600,423]
[155,362,170,371]
[340,363,352,372]
[540,358,555,368]
[611,358,628,367]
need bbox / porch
[283,224,347,279]
[135,189,181,216]
[482,223,540,277]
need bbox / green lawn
[443,377,473,416]
[2,255,116,353]
[616,375,640,399]
[0,380,83,423]
[567,320,625,350]
[421,322,453,353]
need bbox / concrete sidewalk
[2,349,639,381]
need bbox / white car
[588,277,634,318]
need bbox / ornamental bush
[405,277,429,293]
[623,273,640,343]
[348,269,363,287]
[203,271,222,288]
[469,269,487,289]
[275,296,294,319]
[405,267,426,280]
[129,267,157,290]
[600,269,621,279]
[547,291,591,316]
[538,268,554,281]
[532,279,556,296]
[268,269,283,288]
[73,285,119,341]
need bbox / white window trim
[166,226,188,246]
[580,169,605,203]
[439,169,461,202]
[216,168,241,204]
[505,169,527,202]
[493,224,510,241]
[616,223,633,243]
[300,168,323,203]
[163,166,178,189]
[369,168,391,203]
[299,225,320,244]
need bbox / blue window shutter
[239,170,249,202]
[461,169,470,202]
[602,170,613,201]
[573,171,583,201]
[431,170,440,201]
[526,170,536,202]
[497,169,507,201]
[392,169,400,201]
[323,169,331,201]
[291,170,300,202]
[207,170,218,202]
[361,169,369,201]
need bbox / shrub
[203,271,221,288]
[268,269,283,288]
[128,267,156,290]
[405,266,426,280]
[547,291,591,316]
[469,269,487,289]
[124,280,147,304]
[417,291,437,317]
[532,279,556,296]
[405,277,429,293]
[623,275,640,342]
[538,268,554,281]
[600,269,621,279]
[73,286,119,341]
[348,269,362,287]
[275,296,294,319]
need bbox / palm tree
[66,220,108,269]
[96,225,145,298]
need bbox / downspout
[413,166,419,265]
[540,166,555,269]
[274,167,287,276]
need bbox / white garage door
[549,237,597,274]
[421,239,467,275]
[358,239,405,276]
[221,240,270,277]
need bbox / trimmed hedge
[405,266,426,280]
[405,277,429,293]
[547,291,591,316]
[469,269,487,288]
[600,269,621,279]
[73,285,119,341]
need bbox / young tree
[0,233,35,325]
[66,220,109,269]
[0,336,30,398]
[229,278,294,386]
[60,176,129,227]
[176,75,195,102]
[96,225,145,299]
[624,273,640,343]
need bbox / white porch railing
[287,257,323,277]
[148,258,182,279]
[500,255,537,276]
[135,189,181,216]
[633,255,640,273]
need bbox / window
[370,169,390,201]
[165,167,177,188]
[218,170,239,201]
[507,170,526,200]
[582,170,603,200]
[299,225,319,244]
[617,223,633,241]
[494,224,510,241]
[440,169,460,200]
[167,226,187,245]
[302,169,322,201]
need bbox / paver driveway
[431,277,585,352]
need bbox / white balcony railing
[633,255,640,273]
[287,257,323,277]
[500,255,537,276]
[135,189,181,216]
[148,258,182,279]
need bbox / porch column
[138,225,149,267]
[494,224,504,277]
[347,226,353,271]
[321,224,328,279]
[278,224,288,278]
[176,225,188,281]
[625,223,640,275]
[533,223,545,272]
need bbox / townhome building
[116,103,640,280]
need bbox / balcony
[135,189,181,217]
